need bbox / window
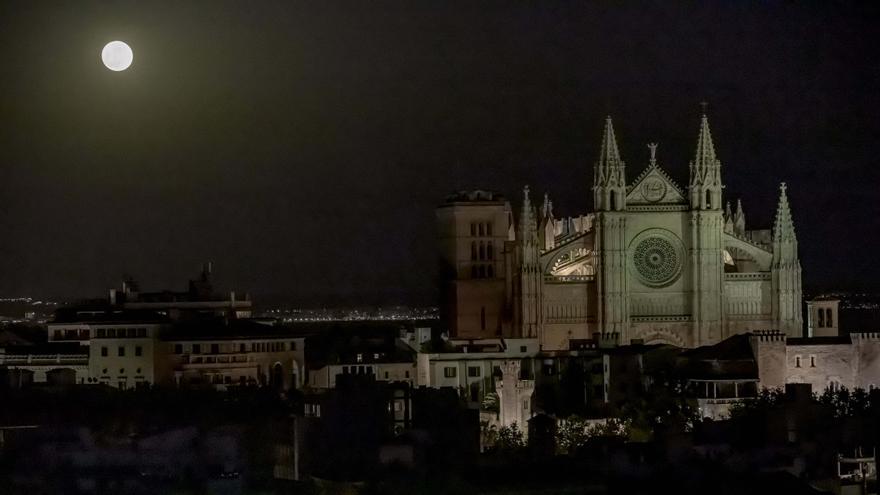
[826,308,833,327]
[520,345,527,353]
[240,343,246,353]
[192,344,201,354]
[174,344,183,354]
[356,353,363,363]
[373,353,380,360]
[480,306,486,331]
[486,223,493,236]
[478,223,484,236]
[471,265,478,278]
[470,242,477,261]
[470,223,476,236]
[96,329,106,338]
[289,341,297,351]
[522,399,529,411]
[137,328,146,337]
[810,355,816,367]
[444,367,457,378]
[54,330,62,340]
[479,242,485,260]
[342,366,349,374]
[487,241,493,260]
[135,346,143,357]
[118,346,125,357]
[211,344,219,354]
[487,265,494,278]
[384,371,390,379]
[818,310,825,328]
[478,265,486,278]
[468,366,481,377]
[795,355,801,368]
[127,328,137,338]
[101,346,108,357]
[405,371,410,379]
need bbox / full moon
[101,41,133,71]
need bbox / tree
[495,423,526,452]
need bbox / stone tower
[593,117,628,336]
[688,113,725,344]
[771,183,803,337]
[516,186,543,339]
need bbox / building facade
[438,112,803,350]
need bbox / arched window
[609,190,617,210]
[826,308,833,327]
[487,241,493,260]
[471,265,478,278]
[470,242,477,261]
[705,190,712,209]
[486,223,493,236]
[478,223,484,236]
[478,265,486,278]
[487,265,494,278]
[818,308,825,328]
[479,242,485,260]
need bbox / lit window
[357,353,363,363]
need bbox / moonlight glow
[101,41,133,71]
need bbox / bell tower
[688,110,725,345]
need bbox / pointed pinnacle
[694,113,717,169]
[598,116,622,166]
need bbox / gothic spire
[734,198,746,235]
[773,183,796,244]
[593,116,627,211]
[541,193,554,219]
[519,185,538,243]
[688,107,722,210]
[693,113,718,174]
[599,116,622,169]
[725,201,733,220]
[724,201,734,234]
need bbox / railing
[181,354,252,366]
[725,272,771,281]
[544,275,594,283]
[0,354,89,365]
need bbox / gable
[626,165,687,205]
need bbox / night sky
[1,2,879,304]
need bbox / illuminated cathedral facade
[437,112,803,350]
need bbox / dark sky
[1,1,879,304]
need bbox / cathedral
[437,112,803,350]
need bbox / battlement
[749,330,787,342]
[592,332,620,348]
